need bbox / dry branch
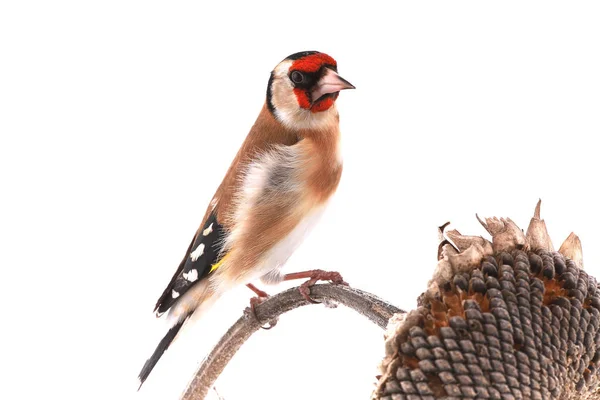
[181,283,404,400]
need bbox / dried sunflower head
[375,202,599,400]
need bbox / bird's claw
[297,270,348,303]
[249,295,278,330]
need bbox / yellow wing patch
[209,253,230,273]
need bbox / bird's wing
[153,210,226,316]
[152,106,301,316]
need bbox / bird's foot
[247,283,269,298]
[246,283,277,330]
[283,269,348,304]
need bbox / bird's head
[267,51,355,130]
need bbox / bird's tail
[139,280,220,388]
[138,317,188,389]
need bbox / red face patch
[290,53,337,73]
[291,53,338,113]
[293,88,311,110]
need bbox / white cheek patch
[203,223,213,236]
[190,243,205,262]
[171,290,180,299]
[272,91,340,131]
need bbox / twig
[180,284,404,400]
[211,386,225,400]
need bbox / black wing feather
[154,211,225,315]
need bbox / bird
[138,51,355,387]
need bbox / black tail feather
[138,318,186,389]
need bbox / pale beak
[311,68,355,103]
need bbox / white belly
[255,204,326,284]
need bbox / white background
[1,1,599,399]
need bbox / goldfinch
[138,51,354,386]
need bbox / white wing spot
[190,243,205,262]
[183,269,198,283]
[171,290,180,299]
[203,223,214,236]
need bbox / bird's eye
[290,71,304,84]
